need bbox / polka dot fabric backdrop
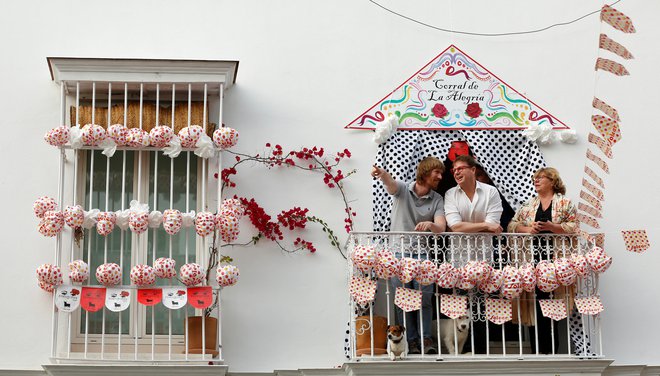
[372,130,546,231]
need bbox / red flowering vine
[217,144,355,258]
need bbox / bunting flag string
[586,149,610,174]
[595,57,630,76]
[599,34,634,59]
[582,178,605,201]
[584,166,605,189]
[621,230,650,254]
[592,115,622,145]
[592,97,620,121]
[580,190,603,211]
[600,4,636,33]
[588,133,614,159]
[577,212,600,229]
[578,202,602,219]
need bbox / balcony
[347,232,606,362]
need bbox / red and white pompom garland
[130,264,156,286]
[36,264,63,293]
[351,245,376,273]
[38,210,64,237]
[217,210,240,243]
[44,126,70,147]
[500,265,523,299]
[34,196,58,219]
[68,260,89,283]
[154,257,177,279]
[555,257,577,286]
[126,128,150,148]
[374,249,398,279]
[536,260,560,293]
[195,211,216,237]
[108,124,129,146]
[397,257,420,284]
[479,268,503,294]
[213,127,239,149]
[163,209,183,235]
[586,246,613,274]
[96,263,122,286]
[149,126,174,148]
[64,205,84,228]
[417,260,438,286]
[178,125,204,148]
[180,263,205,286]
[216,264,240,287]
[96,211,117,236]
[81,124,107,146]
[436,262,458,289]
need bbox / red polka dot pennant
[440,294,468,319]
[621,229,650,254]
[349,276,377,306]
[600,5,636,33]
[394,287,423,313]
[485,298,512,325]
[591,115,622,145]
[599,34,634,60]
[592,97,620,122]
[538,299,567,321]
[575,296,604,316]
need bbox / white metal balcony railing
[46,58,238,364]
[347,232,604,361]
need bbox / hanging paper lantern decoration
[34,196,57,219]
[163,209,183,235]
[96,263,122,286]
[178,125,204,148]
[36,264,63,287]
[149,126,174,148]
[129,211,149,234]
[213,127,239,149]
[81,124,106,146]
[217,210,240,243]
[480,268,504,294]
[536,260,560,293]
[519,262,537,292]
[397,257,420,284]
[216,264,240,287]
[221,198,245,218]
[500,265,523,299]
[585,246,613,274]
[64,205,84,228]
[180,263,205,286]
[466,260,492,286]
[96,211,117,236]
[126,128,150,148]
[374,249,398,280]
[44,126,70,147]
[107,124,130,146]
[195,211,216,237]
[571,254,589,277]
[68,259,89,283]
[154,257,177,279]
[555,257,577,286]
[38,210,64,237]
[351,245,376,273]
[436,262,458,289]
[417,260,438,286]
[130,264,156,286]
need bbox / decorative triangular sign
[346,45,569,131]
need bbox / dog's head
[454,315,471,332]
[386,325,405,341]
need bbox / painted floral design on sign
[346,45,569,130]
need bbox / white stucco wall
[0,0,657,372]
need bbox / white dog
[386,325,407,361]
[433,316,471,355]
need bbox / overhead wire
[367,0,622,37]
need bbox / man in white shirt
[371,156,446,354]
[443,154,503,354]
[444,155,503,233]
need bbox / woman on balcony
[508,167,578,355]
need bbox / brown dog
[386,325,407,360]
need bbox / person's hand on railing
[485,222,503,234]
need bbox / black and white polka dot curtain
[372,130,546,231]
